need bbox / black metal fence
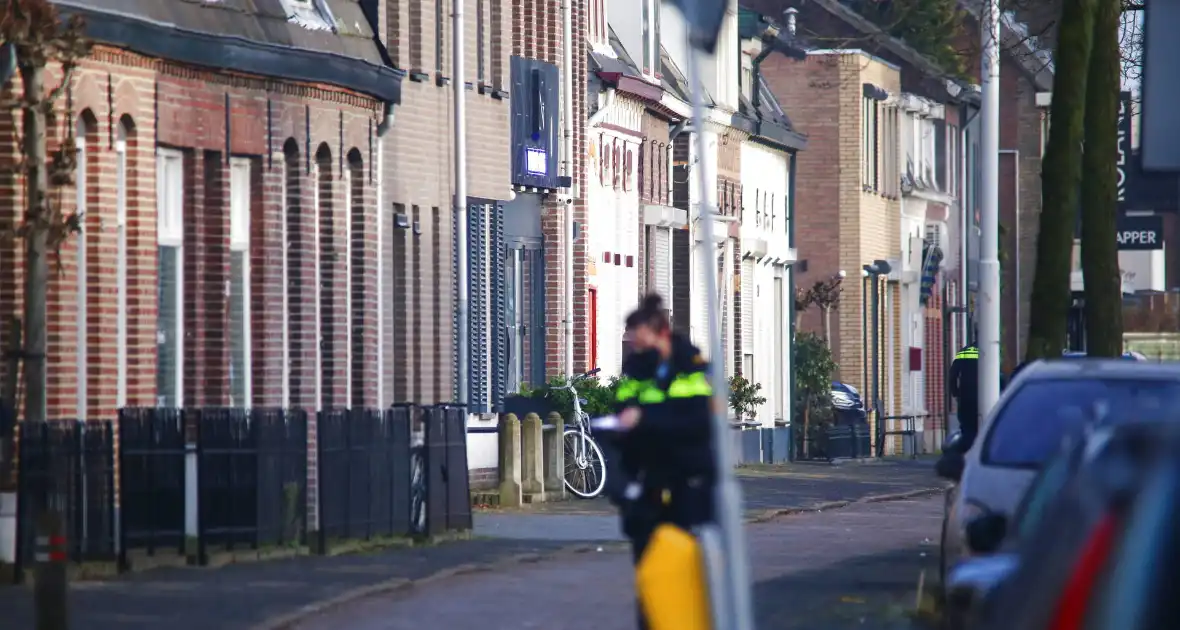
[196,408,308,561]
[119,408,186,559]
[318,407,413,545]
[14,420,117,581]
[12,403,471,581]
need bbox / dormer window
[281,0,335,31]
[640,0,661,79]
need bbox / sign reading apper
[525,147,547,176]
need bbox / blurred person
[603,293,716,629]
[950,341,980,450]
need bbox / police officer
[605,293,715,629]
[949,342,980,449]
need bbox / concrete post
[521,413,545,499]
[498,414,523,508]
[543,413,566,500]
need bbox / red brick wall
[512,0,589,377]
[0,46,383,531]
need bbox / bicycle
[553,368,608,499]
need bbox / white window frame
[279,153,291,409]
[229,158,252,409]
[157,148,185,408]
[862,98,878,191]
[75,124,88,420]
[115,126,128,409]
[344,164,353,407]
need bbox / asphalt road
[291,495,944,630]
[473,459,942,541]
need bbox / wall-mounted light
[394,212,410,229]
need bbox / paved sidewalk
[0,538,591,630]
[474,459,943,541]
[290,496,943,630]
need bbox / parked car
[1061,350,1146,360]
[830,381,866,424]
[943,421,1177,629]
[936,359,1180,587]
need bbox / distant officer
[605,293,716,630]
[950,342,980,449]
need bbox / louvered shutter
[741,259,755,349]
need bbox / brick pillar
[83,122,117,420]
[285,147,317,412]
[126,121,158,408]
[252,153,284,408]
[200,151,230,407]
[349,159,379,409]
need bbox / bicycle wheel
[563,429,608,498]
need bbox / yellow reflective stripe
[955,350,979,360]
[638,387,667,404]
[616,378,644,402]
[668,371,712,399]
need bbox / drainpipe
[588,87,617,128]
[561,0,575,377]
[669,120,689,140]
[455,0,470,406]
[376,102,394,407]
[960,102,980,337]
[787,150,798,431]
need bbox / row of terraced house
[0,0,1053,461]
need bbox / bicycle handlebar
[554,367,601,390]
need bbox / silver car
[938,359,1180,583]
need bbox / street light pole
[454,0,469,407]
[977,0,1002,417]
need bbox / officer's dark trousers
[957,399,978,449]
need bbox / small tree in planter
[794,332,838,458]
[728,375,766,425]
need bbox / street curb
[744,486,947,524]
[251,543,629,630]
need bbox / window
[641,0,661,77]
[490,0,503,87]
[477,0,485,82]
[589,0,607,48]
[948,125,959,198]
[862,97,879,191]
[279,0,334,31]
[115,123,128,409]
[229,158,252,409]
[435,0,444,74]
[156,148,185,408]
[642,0,651,75]
[984,378,1180,468]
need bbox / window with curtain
[156,149,185,408]
[229,158,252,408]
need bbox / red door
[588,287,598,372]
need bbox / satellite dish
[0,43,16,88]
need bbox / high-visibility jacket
[611,333,716,506]
[950,345,980,406]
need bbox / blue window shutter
[490,205,507,411]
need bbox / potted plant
[728,375,767,425]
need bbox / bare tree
[0,0,90,481]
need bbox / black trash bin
[824,425,855,460]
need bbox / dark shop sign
[1116,214,1164,250]
[1119,91,1179,212]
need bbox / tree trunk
[822,306,832,348]
[1079,0,1123,357]
[1025,0,1097,361]
[20,61,49,425]
[802,399,810,459]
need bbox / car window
[1011,450,1076,539]
[984,378,1180,468]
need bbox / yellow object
[635,524,712,630]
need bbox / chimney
[784,7,798,35]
